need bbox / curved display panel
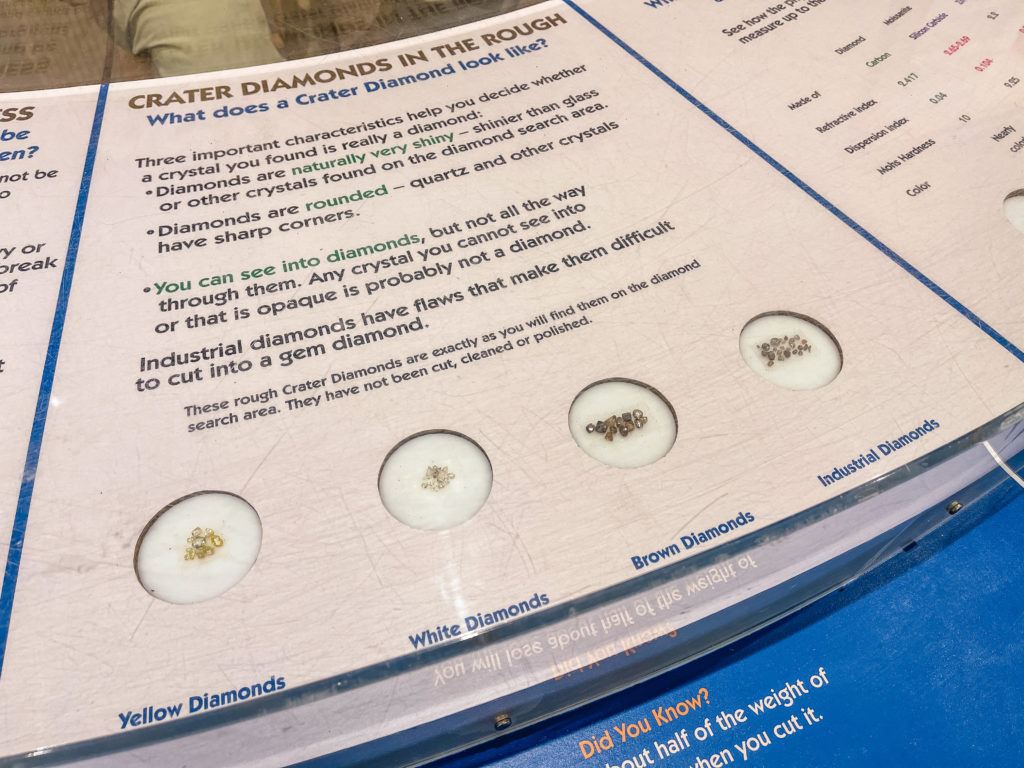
[2,2,1024,766]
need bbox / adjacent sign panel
[0,85,99,604]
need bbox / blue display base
[436,482,1024,768]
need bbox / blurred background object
[0,0,540,91]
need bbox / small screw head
[946,501,963,515]
[494,713,512,731]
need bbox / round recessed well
[135,491,262,605]
[568,379,677,468]
[379,431,493,530]
[1004,190,1024,235]
[739,311,842,390]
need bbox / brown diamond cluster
[586,409,648,442]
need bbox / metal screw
[494,713,512,731]
[946,501,963,515]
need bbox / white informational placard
[2,1,1023,760]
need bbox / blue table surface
[435,482,1024,768]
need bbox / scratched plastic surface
[6,1,1024,768]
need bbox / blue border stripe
[0,83,109,677]
[563,0,1024,364]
